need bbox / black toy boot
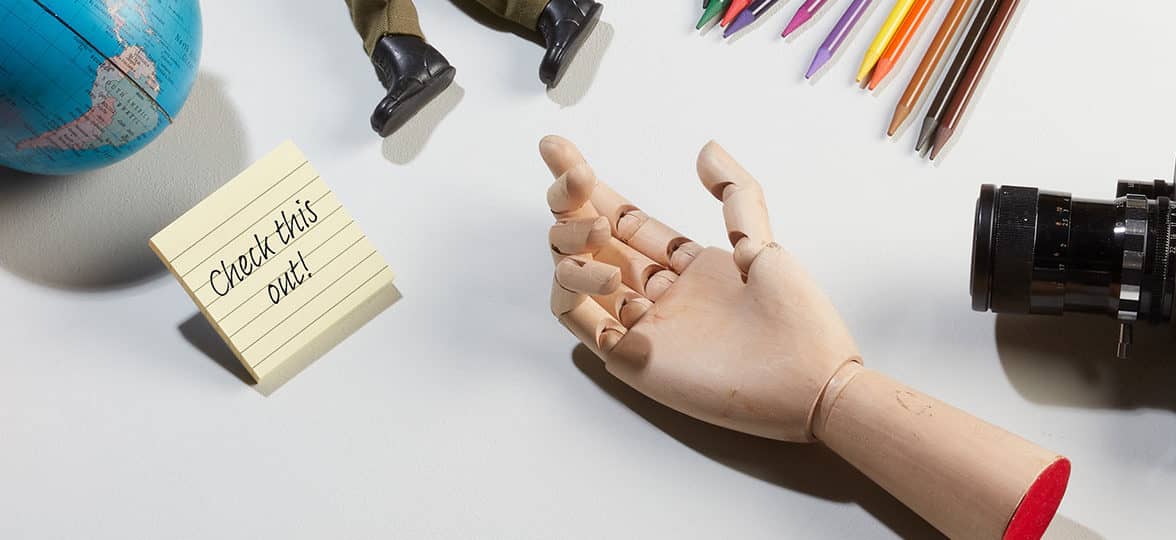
[537,0,603,88]
[369,35,456,137]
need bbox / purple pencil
[724,0,781,37]
[781,0,832,38]
[805,0,874,79]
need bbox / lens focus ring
[990,186,1038,313]
[1117,194,1149,321]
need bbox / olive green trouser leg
[345,0,425,56]
[345,0,551,57]
[470,0,549,30]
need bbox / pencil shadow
[571,345,945,540]
[867,1,950,98]
[929,0,1030,164]
[381,83,465,165]
[696,9,723,37]
[995,314,1176,411]
[781,0,838,43]
[724,1,789,45]
[0,73,248,291]
[449,0,543,46]
[546,22,613,107]
[805,0,881,85]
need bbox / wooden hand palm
[542,136,859,442]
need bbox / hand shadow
[995,314,1176,410]
[0,73,248,290]
[571,345,946,540]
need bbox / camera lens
[972,181,1176,327]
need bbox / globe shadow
[571,345,946,540]
[0,72,248,291]
[995,313,1176,411]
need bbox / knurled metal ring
[1118,194,1149,321]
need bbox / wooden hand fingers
[596,238,679,301]
[697,140,774,278]
[550,216,610,261]
[590,182,702,274]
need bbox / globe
[0,0,201,175]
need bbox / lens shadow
[995,313,1176,410]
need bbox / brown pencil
[913,0,1000,153]
[887,0,976,136]
[929,0,1021,159]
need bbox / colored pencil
[726,0,781,36]
[781,0,832,38]
[914,0,1000,152]
[867,0,936,90]
[698,0,733,29]
[721,0,753,27]
[886,0,975,135]
[805,0,874,79]
[855,0,916,82]
[929,0,1020,158]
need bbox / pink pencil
[782,0,833,38]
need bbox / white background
[2,0,1175,538]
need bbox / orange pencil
[867,0,936,90]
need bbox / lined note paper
[150,141,397,382]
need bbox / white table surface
[3,1,1175,538]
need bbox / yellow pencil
[855,0,916,82]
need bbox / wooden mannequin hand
[541,136,1070,540]
[542,135,860,442]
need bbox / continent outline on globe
[0,0,201,175]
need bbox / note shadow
[0,73,248,290]
[381,83,465,165]
[995,314,1176,411]
[571,345,946,540]
[179,285,403,396]
[179,312,255,386]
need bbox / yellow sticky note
[150,140,397,382]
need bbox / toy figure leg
[470,0,549,30]
[344,0,456,137]
[470,0,606,88]
[345,0,425,56]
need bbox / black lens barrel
[971,183,1174,323]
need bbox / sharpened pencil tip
[914,116,938,153]
[725,11,755,37]
[888,104,911,137]
[929,127,953,160]
[868,59,894,91]
[781,12,810,38]
[805,48,833,80]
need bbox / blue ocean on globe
[0,0,201,175]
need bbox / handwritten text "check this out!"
[208,199,319,305]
